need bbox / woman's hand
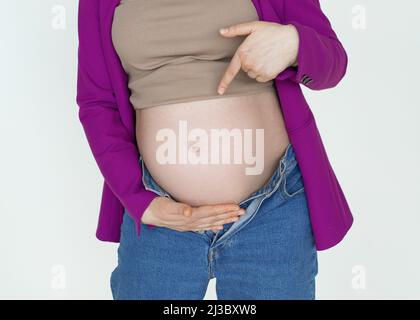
[217,21,299,94]
[141,196,246,232]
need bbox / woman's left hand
[217,21,299,95]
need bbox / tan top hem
[133,86,276,110]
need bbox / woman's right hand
[141,196,245,232]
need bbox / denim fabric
[110,144,318,300]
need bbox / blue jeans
[111,144,318,300]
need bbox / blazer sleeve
[76,0,158,235]
[274,0,348,90]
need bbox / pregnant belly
[135,90,290,206]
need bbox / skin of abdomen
[135,90,290,207]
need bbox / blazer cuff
[124,189,159,237]
[275,21,318,87]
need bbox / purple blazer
[76,0,354,250]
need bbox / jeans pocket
[282,165,305,198]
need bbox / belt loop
[280,159,286,175]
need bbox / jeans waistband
[138,143,297,205]
[237,143,296,205]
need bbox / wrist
[285,24,299,68]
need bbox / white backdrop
[1,0,419,299]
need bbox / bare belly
[135,89,290,206]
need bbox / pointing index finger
[217,51,242,95]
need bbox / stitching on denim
[207,248,215,279]
[212,171,286,250]
[282,168,305,198]
[208,145,297,248]
[238,144,291,206]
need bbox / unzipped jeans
[110,144,318,300]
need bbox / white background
[1,0,419,299]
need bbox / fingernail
[238,209,246,215]
[218,87,225,95]
[219,28,228,34]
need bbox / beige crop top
[111,0,275,109]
